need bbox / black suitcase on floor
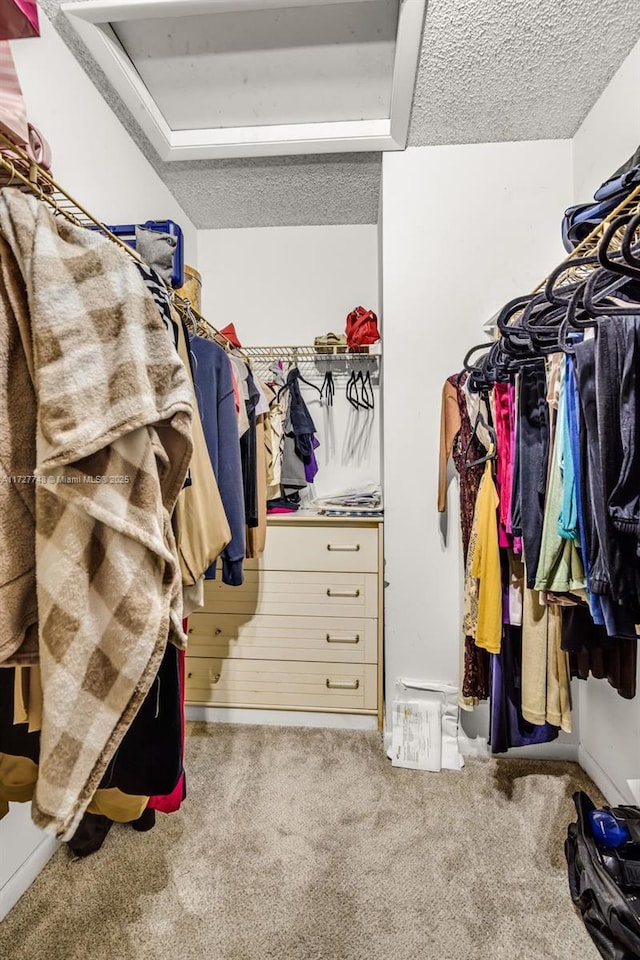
[566,791,640,959]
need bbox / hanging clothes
[0,189,193,838]
[494,382,521,552]
[243,368,261,527]
[534,360,585,594]
[189,334,246,585]
[279,367,320,498]
[489,548,561,752]
[520,588,571,732]
[468,458,502,655]
[439,372,489,704]
[453,183,640,727]
[518,361,550,589]
[173,318,231,585]
[489,626,561,752]
[246,410,268,559]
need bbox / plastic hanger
[276,367,322,401]
[496,293,536,336]
[620,210,640,274]
[320,369,335,406]
[581,265,638,317]
[346,370,360,409]
[362,369,375,409]
[354,370,373,409]
[463,413,497,468]
[598,213,640,280]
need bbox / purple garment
[304,435,320,483]
[489,550,559,753]
[488,629,559,753]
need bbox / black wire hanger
[276,366,322,400]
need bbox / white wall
[573,39,640,204]
[573,39,640,805]
[9,12,198,263]
[1,11,198,921]
[198,225,377,343]
[199,225,381,498]
[381,139,574,745]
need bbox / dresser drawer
[187,613,377,663]
[203,571,377,618]
[185,657,377,711]
[246,523,379,573]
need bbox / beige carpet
[0,723,602,960]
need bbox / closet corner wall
[187,224,383,731]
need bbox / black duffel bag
[566,791,640,959]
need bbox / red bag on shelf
[345,306,381,348]
[0,1,39,40]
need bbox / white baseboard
[0,835,58,922]
[476,740,580,762]
[578,745,632,805]
[186,705,378,731]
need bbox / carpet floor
[0,723,602,960]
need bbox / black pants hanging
[594,316,640,616]
[99,641,183,797]
[518,361,549,588]
[573,337,612,600]
[575,322,640,616]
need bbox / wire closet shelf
[2,129,638,347]
[241,345,381,364]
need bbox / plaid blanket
[0,189,193,838]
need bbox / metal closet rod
[0,129,143,263]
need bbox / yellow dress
[470,459,502,654]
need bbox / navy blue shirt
[189,335,246,585]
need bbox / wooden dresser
[185,515,383,728]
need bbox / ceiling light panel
[112,1,398,131]
[62,0,426,160]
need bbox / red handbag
[345,306,381,348]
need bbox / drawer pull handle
[326,588,360,598]
[326,634,360,644]
[327,543,360,552]
[214,628,222,636]
[188,671,220,683]
[326,679,360,690]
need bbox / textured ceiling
[161,153,382,230]
[408,0,640,147]
[42,0,640,229]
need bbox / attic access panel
[62,0,426,161]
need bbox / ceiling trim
[61,0,425,161]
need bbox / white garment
[462,376,492,451]
[183,577,205,617]
[228,354,250,437]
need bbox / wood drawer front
[187,613,377,664]
[245,524,378,573]
[185,657,377,711]
[203,571,377,618]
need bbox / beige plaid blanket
[0,189,193,838]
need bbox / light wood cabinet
[185,516,383,727]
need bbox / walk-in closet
[1,2,640,958]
